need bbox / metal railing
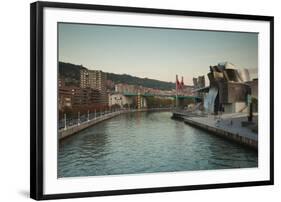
[59,107,173,130]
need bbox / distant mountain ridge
[59,62,180,90]
[106,73,176,90]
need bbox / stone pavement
[184,113,258,149]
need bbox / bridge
[122,92,201,109]
[123,92,200,99]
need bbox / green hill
[59,61,177,90]
[106,73,176,90]
[59,62,86,86]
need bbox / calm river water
[58,111,257,178]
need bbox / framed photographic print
[30,1,274,200]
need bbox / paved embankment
[59,111,126,140]
[173,112,258,150]
[59,108,171,140]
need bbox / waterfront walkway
[59,110,124,140]
[59,108,171,140]
[183,113,258,149]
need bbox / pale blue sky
[58,23,258,85]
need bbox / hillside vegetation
[59,62,177,90]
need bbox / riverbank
[172,112,258,150]
[59,108,171,140]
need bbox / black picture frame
[30,1,274,200]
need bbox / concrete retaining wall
[183,118,258,150]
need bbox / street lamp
[64,113,67,130]
[78,112,80,125]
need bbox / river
[58,111,257,178]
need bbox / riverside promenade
[59,110,125,140]
[59,108,171,140]
[172,111,258,150]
